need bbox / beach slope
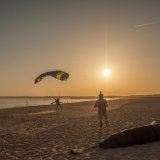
[0,97,160,160]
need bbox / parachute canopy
[35,70,69,84]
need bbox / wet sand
[0,97,160,160]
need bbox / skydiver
[51,97,62,110]
[55,97,62,110]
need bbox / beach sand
[0,97,160,160]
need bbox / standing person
[94,92,108,127]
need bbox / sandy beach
[0,97,160,160]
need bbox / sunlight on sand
[28,110,56,115]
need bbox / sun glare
[101,68,111,77]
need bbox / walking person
[94,91,108,127]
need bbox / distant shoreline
[0,96,120,99]
[0,94,160,99]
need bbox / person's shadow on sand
[97,126,111,143]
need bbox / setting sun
[101,68,111,77]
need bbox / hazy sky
[0,0,160,96]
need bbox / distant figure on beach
[94,91,108,127]
[51,97,62,110]
[25,100,28,107]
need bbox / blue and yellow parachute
[35,70,69,84]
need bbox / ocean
[0,97,119,110]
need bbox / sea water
[0,97,95,109]
[0,97,119,109]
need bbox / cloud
[134,21,159,28]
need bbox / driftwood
[100,121,160,149]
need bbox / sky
[0,0,160,96]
